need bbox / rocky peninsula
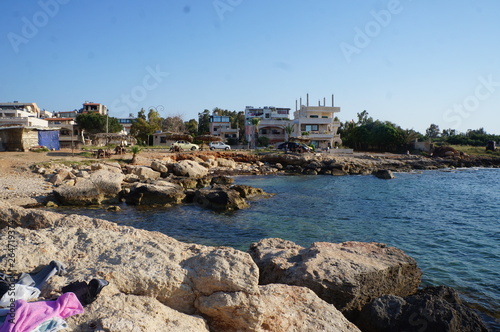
[0,150,495,331]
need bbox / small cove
[51,168,500,329]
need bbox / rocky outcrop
[372,169,395,179]
[249,239,422,318]
[0,202,361,332]
[124,182,186,206]
[258,284,361,332]
[194,186,249,211]
[171,160,208,178]
[356,286,489,332]
[53,169,124,205]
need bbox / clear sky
[2,0,500,134]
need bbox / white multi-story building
[244,106,291,145]
[293,94,342,150]
[0,102,47,127]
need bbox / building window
[272,129,281,135]
[160,137,167,143]
[261,129,268,135]
[304,125,319,131]
[310,115,319,118]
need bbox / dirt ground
[0,150,93,176]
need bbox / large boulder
[215,158,236,169]
[171,160,208,178]
[194,187,249,211]
[53,178,104,205]
[0,204,260,331]
[53,169,124,205]
[230,184,265,198]
[133,166,161,181]
[373,169,395,179]
[249,239,422,318]
[125,182,185,206]
[356,286,488,332]
[150,160,169,174]
[258,284,361,332]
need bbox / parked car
[209,141,231,150]
[170,140,199,151]
[277,142,311,153]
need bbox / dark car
[277,142,311,153]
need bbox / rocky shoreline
[0,202,489,331]
[0,151,496,330]
[2,150,499,209]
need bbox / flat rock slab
[249,238,422,317]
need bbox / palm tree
[251,118,261,148]
[283,123,294,142]
[130,145,142,164]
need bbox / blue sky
[2,0,500,134]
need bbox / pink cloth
[0,292,83,332]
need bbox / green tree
[251,117,261,149]
[198,109,211,135]
[163,114,185,133]
[426,124,440,139]
[130,108,162,145]
[185,119,198,136]
[76,113,122,134]
[283,123,294,141]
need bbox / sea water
[53,168,500,329]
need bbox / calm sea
[52,168,500,329]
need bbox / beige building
[45,117,85,149]
[82,102,107,115]
[293,94,342,150]
[209,115,239,142]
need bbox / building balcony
[296,118,334,125]
[301,132,341,140]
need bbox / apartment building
[82,102,107,115]
[0,102,47,127]
[244,106,291,145]
[209,115,239,141]
[293,94,342,150]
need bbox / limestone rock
[133,166,161,181]
[150,160,169,174]
[89,169,125,195]
[230,184,265,198]
[53,178,104,205]
[70,293,210,332]
[0,204,261,330]
[194,187,249,211]
[197,291,264,331]
[53,169,124,205]
[249,239,422,317]
[216,158,236,169]
[258,284,361,332]
[125,182,185,206]
[171,160,208,178]
[373,169,395,179]
[356,286,488,332]
[0,201,61,229]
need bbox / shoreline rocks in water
[0,201,489,331]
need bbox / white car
[209,142,231,150]
[170,140,199,151]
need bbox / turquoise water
[54,168,500,329]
